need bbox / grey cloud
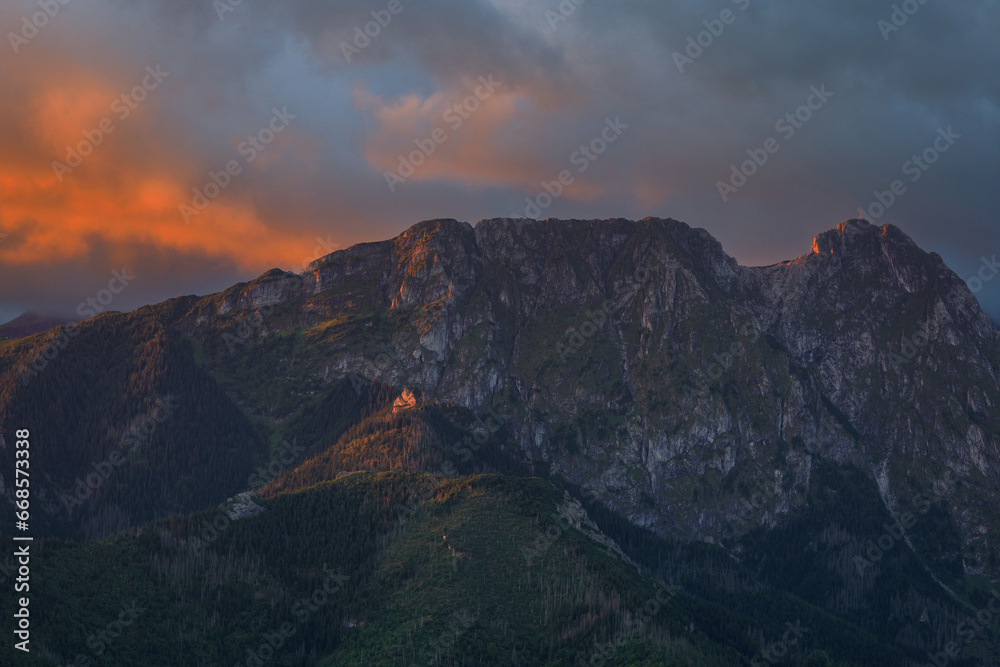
[1,0,997,321]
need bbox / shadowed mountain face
[2,217,999,664]
[191,218,999,561]
[5,218,1000,550]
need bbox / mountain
[2,217,998,665]
[0,312,72,340]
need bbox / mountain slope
[2,473,910,666]
[2,216,999,664]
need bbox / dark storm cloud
[1,0,997,320]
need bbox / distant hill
[0,311,72,339]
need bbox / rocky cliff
[164,217,1000,579]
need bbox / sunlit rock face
[393,387,418,413]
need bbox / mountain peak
[810,219,923,258]
[810,219,878,254]
[0,310,73,339]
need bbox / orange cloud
[0,159,331,271]
[0,57,338,276]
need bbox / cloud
[0,0,997,320]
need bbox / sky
[1,0,998,324]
